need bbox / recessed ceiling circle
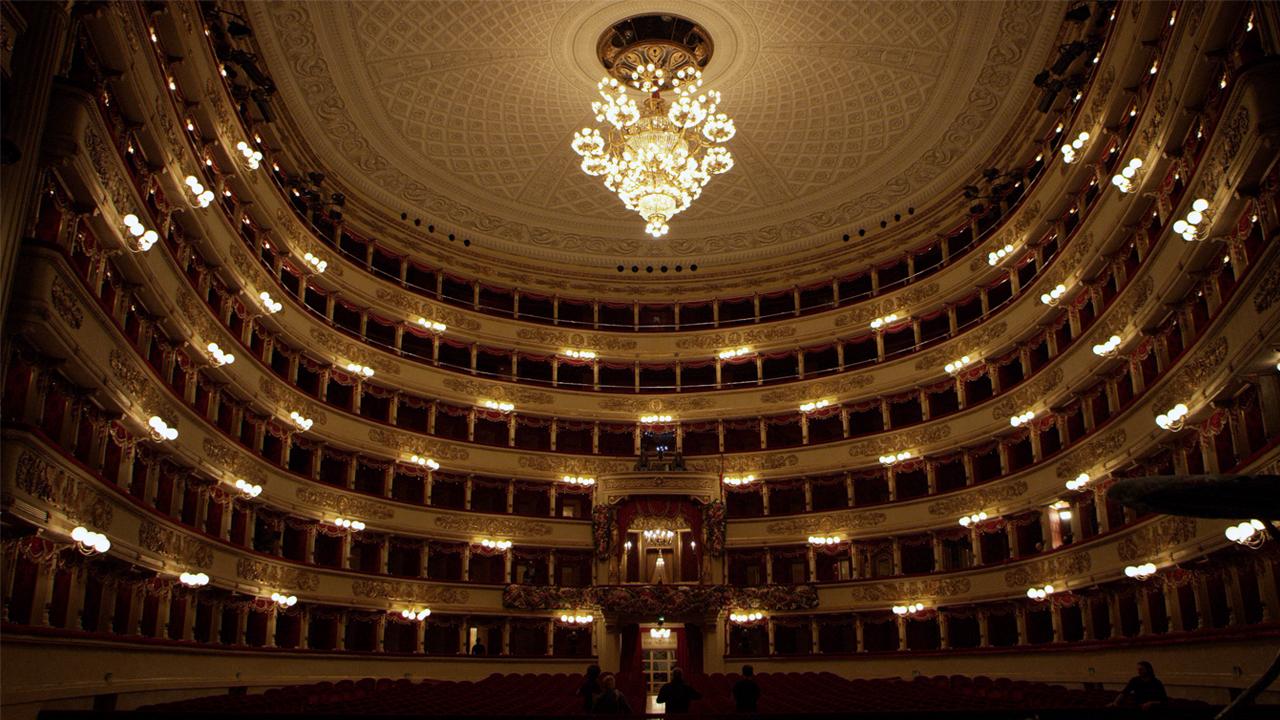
[554,1,754,94]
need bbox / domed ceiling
[244,0,1065,275]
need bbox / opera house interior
[1,1,1279,717]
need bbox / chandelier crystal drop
[572,65,735,238]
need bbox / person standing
[732,665,760,712]
[656,668,701,714]
[578,664,602,713]
[1108,661,1168,711]
[592,674,632,715]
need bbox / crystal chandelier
[571,15,735,238]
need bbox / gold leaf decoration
[139,521,215,569]
[296,486,394,520]
[926,480,1028,516]
[372,287,482,330]
[308,327,401,375]
[1152,336,1228,414]
[15,449,113,529]
[597,396,716,412]
[849,578,971,602]
[516,455,630,474]
[515,328,637,351]
[368,427,470,461]
[1116,516,1197,562]
[833,282,941,328]
[765,510,887,536]
[913,321,1008,370]
[203,438,269,486]
[1003,550,1091,588]
[846,425,951,457]
[431,514,553,537]
[759,373,875,404]
[236,557,320,591]
[351,579,470,604]
[991,367,1063,419]
[1054,430,1127,480]
[674,326,797,350]
[440,377,553,405]
[49,275,84,329]
[257,376,328,425]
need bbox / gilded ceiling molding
[139,520,215,569]
[759,373,875,404]
[516,455,630,475]
[372,287,482,331]
[236,557,320,592]
[306,326,401,376]
[49,275,83,329]
[439,377,553,405]
[913,322,1008,371]
[432,515,553,537]
[673,326,797,350]
[1002,550,1091,588]
[202,437,269,486]
[1152,336,1229,414]
[848,577,971,602]
[1116,516,1198,562]
[514,328,637,351]
[257,376,328,426]
[991,368,1064,419]
[597,396,716,413]
[15,449,113,529]
[1054,430,1127,480]
[926,480,1028,517]
[351,579,471,605]
[764,510,888,536]
[833,283,941,328]
[845,425,952,457]
[367,427,470,461]
[109,349,182,426]
[295,486,395,521]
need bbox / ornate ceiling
[245,1,1065,275]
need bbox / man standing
[732,665,760,712]
[656,668,702,713]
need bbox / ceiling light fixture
[571,16,735,237]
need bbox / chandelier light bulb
[1225,519,1267,548]
[892,602,925,616]
[561,475,596,486]
[206,342,235,366]
[1010,410,1036,427]
[1092,335,1122,357]
[1175,200,1210,241]
[258,291,283,314]
[563,349,597,360]
[718,346,751,360]
[417,318,447,333]
[958,511,988,528]
[1125,563,1157,580]
[723,474,755,486]
[289,411,314,432]
[807,535,841,545]
[179,572,210,587]
[1066,472,1090,491]
[234,478,263,498]
[879,451,912,466]
[799,400,830,413]
[237,141,264,170]
[639,414,673,424]
[944,356,973,375]
[345,362,375,378]
[988,243,1016,266]
[730,611,764,624]
[270,592,298,608]
[148,415,179,442]
[1027,584,1056,600]
[410,455,441,470]
[1155,403,1189,431]
[1040,283,1067,306]
[303,252,328,273]
[71,526,111,555]
[481,538,513,551]
[483,400,515,413]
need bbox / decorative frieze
[440,377,553,405]
[760,373,875,404]
[257,377,328,426]
[236,557,320,591]
[674,327,797,350]
[1116,517,1198,562]
[308,327,400,375]
[1152,336,1228,414]
[926,480,1028,516]
[1003,550,1091,588]
[515,328,637,351]
[913,322,1007,370]
[368,428,470,461]
[833,282,941,328]
[991,368,1063,419]
[846,425,951,457]
[431,514,552,537]
[203,438,269,486]
[764,510,887,536]
[15,449,113,529]
[1094,276,1154,339]
[597,396,715,413]
[109,349,181,424]
[502,583,819,613]
[296,486,394,520]
[351,579,470,605]
[516,455,629,474]
[848,578,971,602]
[1054,430,1127,480]
[139,521,215,569]
[372,287,482,331]
[49,275,83,329]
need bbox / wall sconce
[1173,199,1210,241]
[1040,283,1067,306]
[649,620,672,640]
[1111,158,1143,193]
[71,526,111,555]
[1009,410,1036,427]
[334,517,366,532]
[179,571,210,587]
[1155,403,1188,431]
[1060,131,1089,164]
[1092,335,1122,357]
[417,318,447,333]
[303,252,328,273]
[892,602,925,616]
[799,400,830,413]
[289,411,314,432]
[183,175,215,207]
[718,347,751,360]
[729,611,764,624]
[1124,563,1157,580]
[345,362,375,378]
[122,213,159,252]
[236,140,263,170]
[233,478,263,498]
[148,415,179,442]
[481,538,512,551]
[958,511,988,528]
[206,342,235,366]
[988,243,1016,266]
[643,529,675,543]
[723,474,755,486]
[562,349,597,360]
[410,455,440,471]
[640,414,673,424]
[1225,520,1267,548]
[258,291,283,314]
[1065,473,1090,491]
[807,535,842,546]
[483,400,515,413]
[270,592,297,608]
[879,451,912,466]
[559,613,595,625]
[1027,584,1056,601]
[944,356,974,375]
[869,313,899,331]
[399,608,431,621]
[561,475,596,486]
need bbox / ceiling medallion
[571,14,736,238]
